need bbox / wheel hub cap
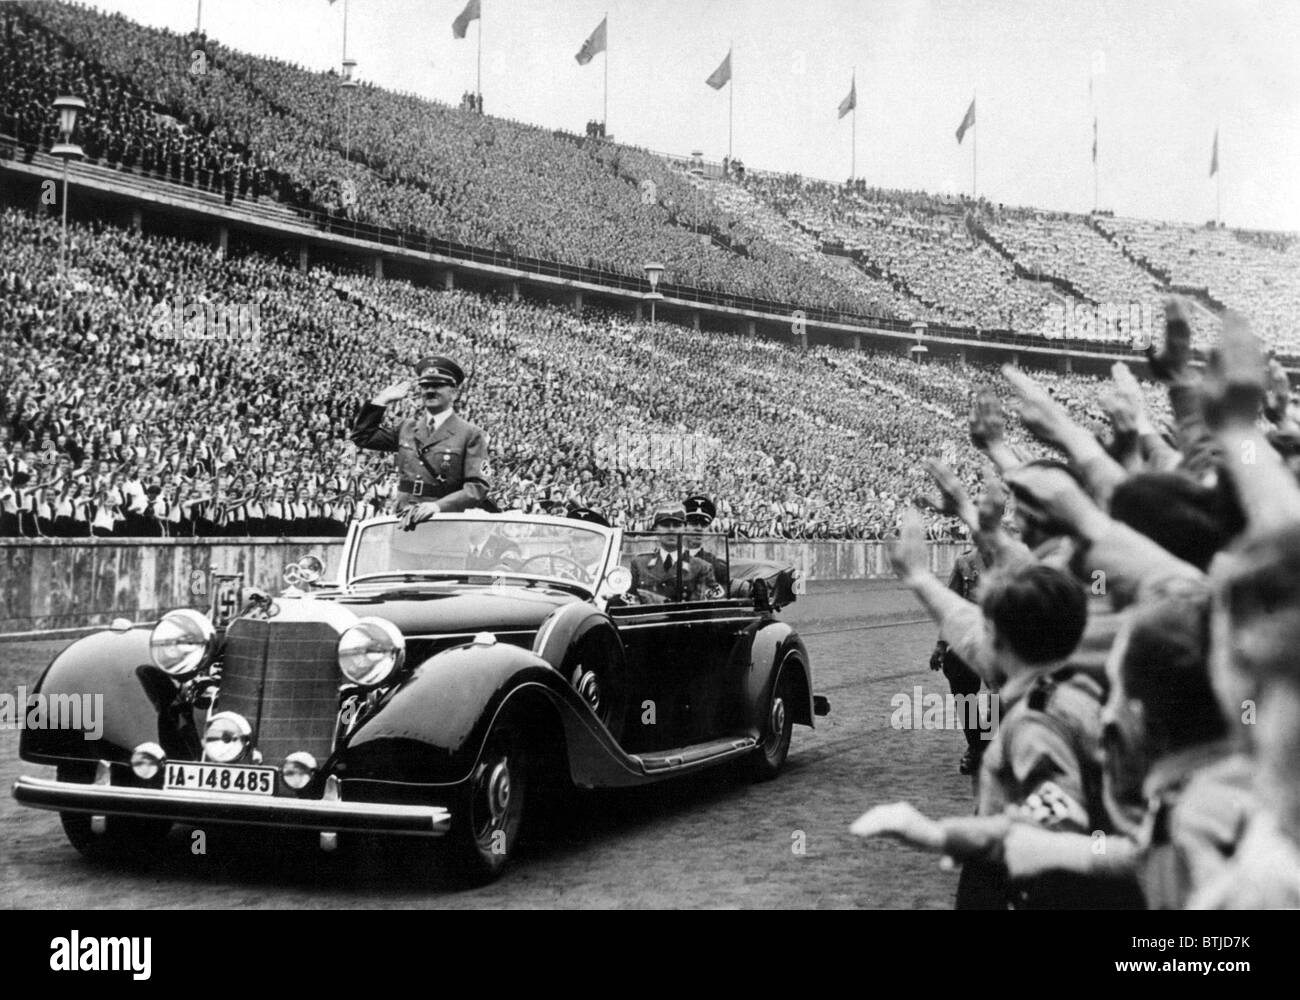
[770,696,786,737]
[577,670,601,710]
[486,759,511,823]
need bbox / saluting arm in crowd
[1001,365,1128,510]
[1200,311,1300,534]
[1004,463,1203,603]
[888,508,999,688]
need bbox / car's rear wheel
[56,764,172,864]
[447,716,529,883]
[750,659,797,781]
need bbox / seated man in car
[684,494,730,592]
[465,520,521,571]
[629,502,723,602]
[567,506,612,579]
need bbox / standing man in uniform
[351,355,491,529]
[930,543,992,775]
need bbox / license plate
[164,762,276,796]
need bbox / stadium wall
[0,538,963,637]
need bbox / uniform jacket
[630,549,721,602]
[351,403,490,512]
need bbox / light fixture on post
[643,262,664,324]
[909,320,929,364]
[340,59,359,162]
[51,96,86,339]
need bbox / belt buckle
[411,480,425,498]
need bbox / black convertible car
[14,512,826,880]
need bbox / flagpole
[603,12,609,129]
[972,90,977,199]
[728,42,734,161]
[476,5,482,104]
[1216,135,1222,227]
[851,67,856,181]
[342,0,348,62]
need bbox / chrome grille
[220,619,341,766]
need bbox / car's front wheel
[56,764,172,864]
[750,659,797,781]
[447,717,529,883]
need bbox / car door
[609,533,755,751]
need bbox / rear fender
[744,622,813,733]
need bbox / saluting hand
[373,381,413,406]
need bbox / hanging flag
[955,98,975,144]
[1092,116,1097,163]
[838,75,856,119]
[706,49,731,90]
[1210,128,1219,177]
[452,0,480,39]
[575,16,607,65]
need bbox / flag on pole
[838,75,856,119]
[1210,128,1219,177]
[955,98,975,143]
[706,49,732,90]
[575,16,607,65]
[1092,116,1097,163]
[452,0,480,39]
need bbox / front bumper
[13,772,451,837]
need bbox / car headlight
[203,711,252,763]
[282,751,318,791]
[149,609,216,676]
[337,618,405,687]
[131,742,166,780]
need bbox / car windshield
[351,517,610,589]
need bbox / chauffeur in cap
[351,355,491,529]
[629,501,722,602]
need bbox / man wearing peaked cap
[683,494,730,592]
[629,501,721,602]
[351,354,492,528]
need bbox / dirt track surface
[1,582,974,909]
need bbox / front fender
[744,622,813,734]
[340,641,564,785]
[18,625,195,765]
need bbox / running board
[634,737,757,773]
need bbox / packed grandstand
[1,0,1295,538]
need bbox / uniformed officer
[683,494,730,593]
[929,544,991,774]
[630,502,721,602]
[351,355,491,529]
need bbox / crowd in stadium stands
[1095,216,1300,353]
[854,300,1300,908]
[1,204,1178,541]
[5,2,1297,357]
[0,11,275,205]
[744,172,1057,331]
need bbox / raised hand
[373,380,413,406]
[968,389,1005,451]
[1002,365,1071,445]
[1201,310,1265,430]
[915,458,977,526]
[886,507,929,583]
[1146,298,1195,384]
